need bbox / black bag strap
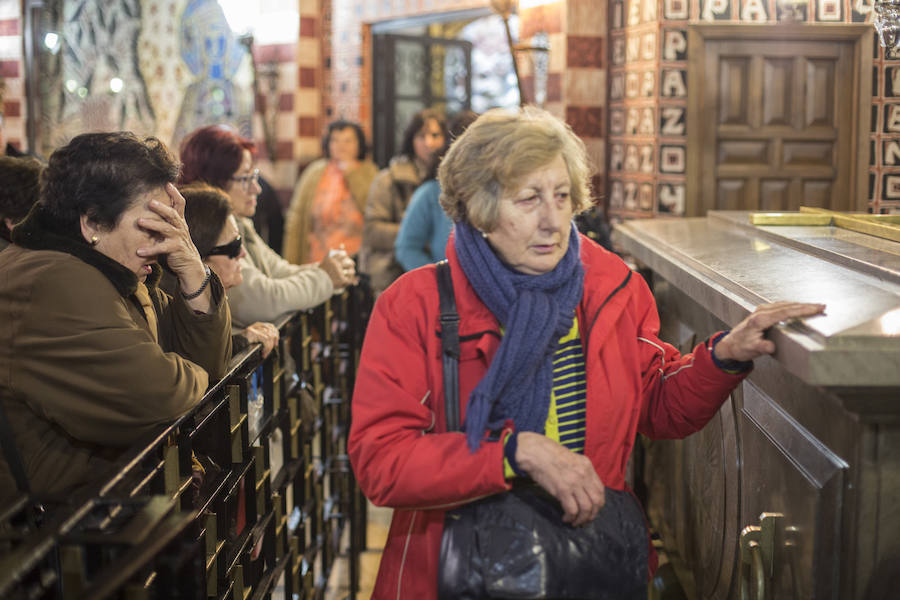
[0,399,31,494]
[436,260,461,432]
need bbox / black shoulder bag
[434,261,649,600]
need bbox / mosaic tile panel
[0,0,307,201]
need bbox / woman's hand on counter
[714,301,826,363]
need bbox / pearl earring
[90,236,99,246]
[481,230,488,239]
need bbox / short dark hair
[179,182,232,257]
[0,155,42,241]
[399,108,447,161]
[180,124,255,189]
[41,132,180,237]
[322,120,368,160]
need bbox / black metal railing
[0,285,372,600]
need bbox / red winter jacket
[348,234,749,599]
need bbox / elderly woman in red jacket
[348,107,825,599]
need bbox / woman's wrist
[181,264,212,300]
[709,331,753,373]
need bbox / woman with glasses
[179,125,356,328]
[162,183,279,358]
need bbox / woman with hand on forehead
[0,132,231,504]
[175,182,279,358]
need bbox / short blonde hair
[438,106,592,231]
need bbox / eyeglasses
[230,168,260,192]
[205,235,242,259]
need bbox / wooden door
[686,25,872,216]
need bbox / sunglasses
[205,235,242,259]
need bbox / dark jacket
[0,208,232,504]
[358,155,423,295]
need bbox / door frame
[371,33,473,167]
[685,24,873,216]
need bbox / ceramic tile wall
[0,0,311,202]
[0,0,23,152]
[608,0,898,217]
[565,0,608,197]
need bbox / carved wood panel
[739,381,847,599]
[686,25,872,216]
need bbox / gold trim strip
[749,213,832,226]
[799,207,900,243]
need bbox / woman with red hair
[180,125,355,328]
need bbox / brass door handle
[784,526,803,600]
[740,526,765,600]
[740,512,784,600]
[748,540,766,600]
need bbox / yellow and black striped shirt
[504,316,587,477]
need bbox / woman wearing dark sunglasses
[168,183,279,358]
[179,125,356,329]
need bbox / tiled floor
[324,501,392,600]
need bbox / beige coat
[358,155,423,295]
[0,211,231,503]
[226,217,334,329]
[282,158,378,265]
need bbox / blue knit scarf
[454,220,584,451]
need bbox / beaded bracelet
[181,265,212,300]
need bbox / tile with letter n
[882,138,900,168]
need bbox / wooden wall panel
[687,25,870,216]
